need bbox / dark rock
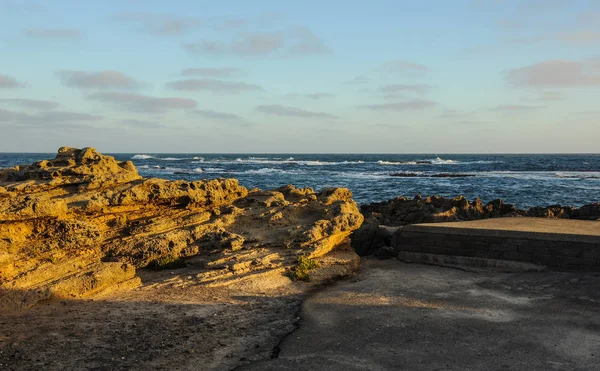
[374,246,398,259]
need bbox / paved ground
[408,218,600,241]
[241,259,600,370]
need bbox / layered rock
[353,194,600,256]
[0,147,363,309]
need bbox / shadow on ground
[0,274,302,371]
[240,259,600,371]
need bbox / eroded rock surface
[0,147,363,310]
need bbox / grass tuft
[287,256,319,282]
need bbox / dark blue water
[1,153,599,208]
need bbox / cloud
[305,93,334,99]
[24,28,82,39]
[490,104,541,114]
[39,111,103,121]
[87,92,197,113]
[0,108,102,127]
[256,104,337,119]
[285,93,335,99]
[57,70,142,90]
[181,67,243,78]
[184,27,327,57]
[381,60,430,75]
[359,99,436,111]
[0,98,59,110]
[113,13,202,35]
[0,74,23,88]
[214,13,283,31]
[557,31,600,45]
[165,79,263,93]
[506,60,600,88]
[120,119,165,129]
[379,84,433,96]
[191,110,251,126]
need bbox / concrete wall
[392,225,600,270]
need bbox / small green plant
[147,254,186,270]
[287,256,319,282]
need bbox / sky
[0,0,599,153]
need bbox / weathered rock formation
[0,147,363,309]
[353,194,600,256]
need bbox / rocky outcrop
[0,147,363,309]
[353,194,600,256]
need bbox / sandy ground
[243,259,600,370]
[2,259,599,370]
[0,266,305,371]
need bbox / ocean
[1,153,599,208]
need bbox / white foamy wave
[193,168,203,173]
[478,171,597,180]
[131,154,195,161]
[244,168,304,175]
[203,167,226,173]
[377,160,417,165]
[199,158,357,166]
[132,154,153,160]
[554,172,600,180]
[378,157,461,165]
[429,157,457,165]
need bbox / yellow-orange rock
[0,147,363,309]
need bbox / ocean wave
[203,167,226,173]
[377,157,502,166]
[480,171,600,180]
[198,158,363,166]
[244,168,304,175]
[390,172,475,178]
[429,157,457,165]
[143,166,186,172]
[131,154,196,161]
[132,154,153,160]
[554,172,600,180]
[377,160,417,165]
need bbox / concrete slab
[241,259,600,371]
[405,218,600,243]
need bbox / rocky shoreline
[352,194,600,256]
[1,147,598,370]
